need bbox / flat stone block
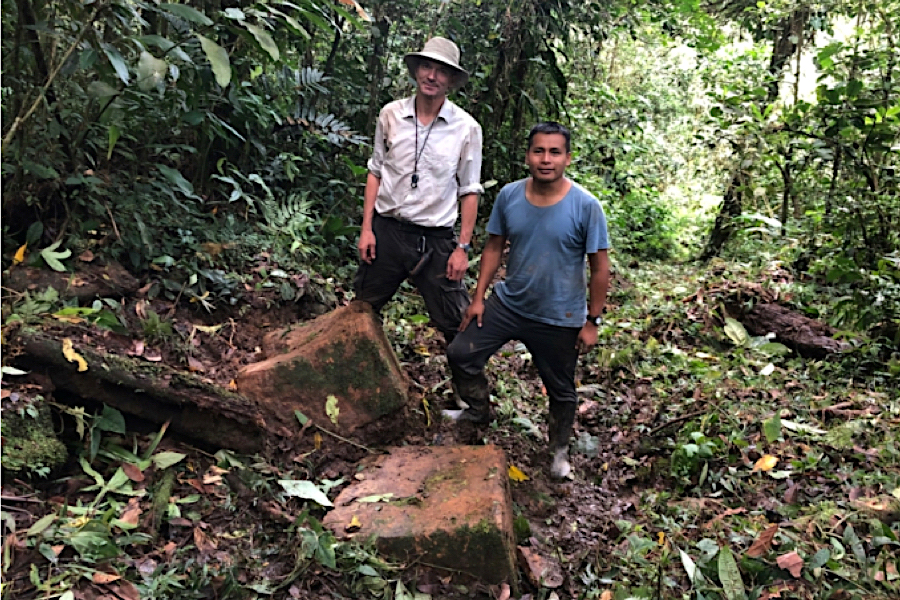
[323,445,517,585]
[236,303,408,438]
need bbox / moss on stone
[1,400,67,478]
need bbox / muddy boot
[441,364,491,424]
[548,401,577,479]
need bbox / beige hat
[404,37,469,88]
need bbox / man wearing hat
[355,37,483,345]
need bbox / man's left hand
[576,323,599,352]
[445,248,469,281]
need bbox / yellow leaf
[346,515,361,532]
[601,591,613,600]
[413,345,430,356]
[658,531,666,546]
[314,432,323,450]
[228,379,238,390]
[753,454,779,472]
[62,338,88,372]
[508,465,529,482]
[13,243,27,265]
[422,397,431,427]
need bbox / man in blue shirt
[444,122,610,479]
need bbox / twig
[103,200,122,241]
[314,425,378,454]
[648,409,708,436]
[0,494,42,503]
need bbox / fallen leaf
[753,454,779,472]
[119,497,142,526]
[193,527,218,552]
[93,571,122,584]
[314,432,322,450]
[13,243,27,265]
[51,544,64,557]
[784,484,800,504]
[107,580,140,600]
[325,394,340,425]
[777,551,804,577]
[600,592,613,600]
[122,463,144,482]
[508,465,530,482]
[345,515,361,532]
[79,250,95,262]
[187,356,205,373]
[61,338,88,372]
[746,524,779,558]
[228,379,238,390]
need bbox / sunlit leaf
[62,338,88,372]
[508,465,529,482]
[137,51,167,91]
[151,451,186,470]
[679,548,697,583]
[723,317,749,347]
[13,243,26,265]
[197,34,231,88]
[357,493,394,503]
[325,395,339,426]
[752,455,778,472]
[763,413,781,444]
[279,479,333,507]
[243,23,280,61]
[759,362,775,376]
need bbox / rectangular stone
[323,445,517,585]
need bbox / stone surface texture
[322,445,518,585]
[236,302,408,438]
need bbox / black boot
[548,401,576,479]
[442,363,491,424]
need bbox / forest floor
[1,260,898,600]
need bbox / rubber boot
[441,363,491,424]
[548,401,577,479]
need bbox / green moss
[272,338,405,420]
[1,400,67,478]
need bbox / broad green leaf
[723,318,749,347]
[680,548,697,583]
[279,479,333,507]
[843,525,866,569]
[224,8,245,19]
[197,34,231,88]
[717,546,746,600]
[102,44,130,84]
[763,413,781,444]
[161,3,213,26]
[156,164,198,199]
[243,23,279,61]
[151,451,186,470]
[326,395,339,425]
[294,410,309,426]
[808,548,831,569]
[107,124,120,160]
[97,405,126,434]
[137,51,168,91]
[781,420,826,435]
[27,514,56,537]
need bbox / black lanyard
[412,102,437,189]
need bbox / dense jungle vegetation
[2,0,899,599]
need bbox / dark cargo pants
[446,295,580,445]
[354,213,470,341]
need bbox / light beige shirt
[367,96,483,228]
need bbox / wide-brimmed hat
[404,37,469,88]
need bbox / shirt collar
[402,96,454,123]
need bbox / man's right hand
[459,298,485,331]
[358,229,377,263]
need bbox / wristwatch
[458,242,471,252]
[587,314,602,326]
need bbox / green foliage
[0,396,68,479]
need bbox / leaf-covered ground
[2,261,898,600]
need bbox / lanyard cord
[412,101,437,188]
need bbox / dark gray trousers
[354,213,470,341]
[447,295,581,421]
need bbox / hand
[576,323,598,352]
[445,247,468,281]
[358,229,376,264]
[459,298,485,331]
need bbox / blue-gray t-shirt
[486,179,610,327]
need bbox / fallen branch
[648,409,708,436]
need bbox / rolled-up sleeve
[367,111,386,178]
[456,121,483,197]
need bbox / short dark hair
[527,122,571,152]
